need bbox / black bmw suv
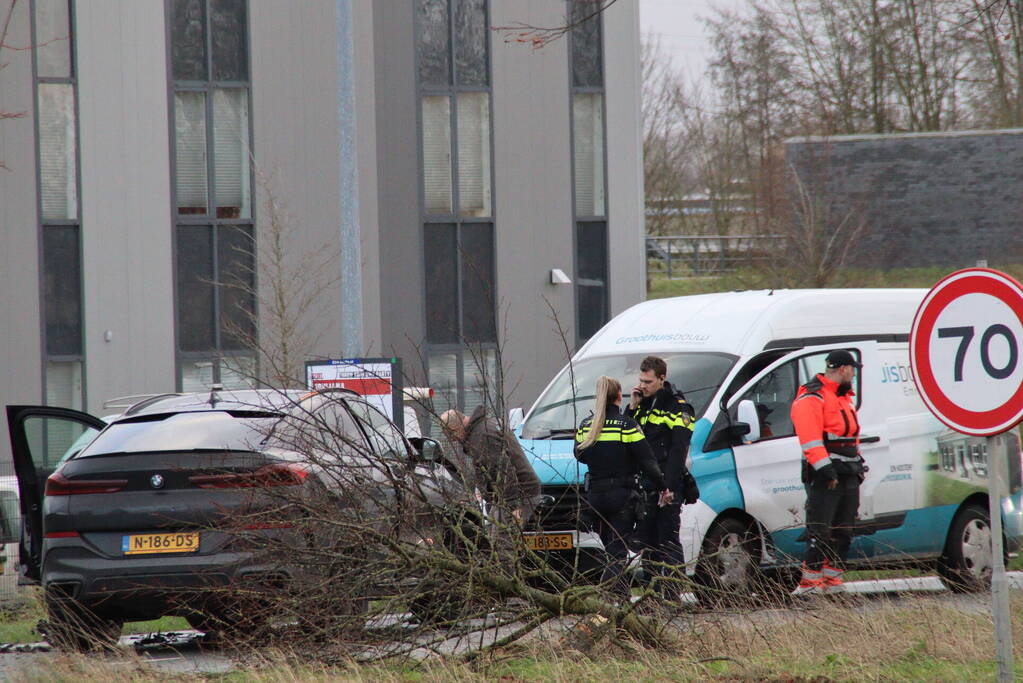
[7,389,461,648]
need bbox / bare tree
[212,166,343,389]
[963,0,1023,127]
[493,0,620,49]
[0,0,27,171]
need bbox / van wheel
[694,517,759,606]
[44,595,122,652]
[938,504,994,592]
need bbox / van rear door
[721,343,894,560]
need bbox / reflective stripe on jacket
[624,381,694,492]
[790,373,860,471]
[575,404,667,491]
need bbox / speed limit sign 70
[910,268,1023,436]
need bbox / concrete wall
[489,0,575,411]
[786,130,1023,269]
[603,0,645,314]
[249,1,349,372]
[0,0,42,464]
[371,1,423,374]
[76,0,175,413]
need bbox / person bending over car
[440,406,541,525]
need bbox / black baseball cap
[826,350,862,369]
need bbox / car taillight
[189,463,309,489]
[45,531,80,538]
[45,472,128,496]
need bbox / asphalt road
[2,572,1021,676]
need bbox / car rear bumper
[42,532,293,621]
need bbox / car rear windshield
[76,411,281,458]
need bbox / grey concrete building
[0,0,645,461]
[785,129,1023,269]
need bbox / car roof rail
[299,387,361,402]
[103,393,183,415]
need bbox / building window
[569,1,608,342]
[169,0,255,390]
[33,0,84,412]
[416,0,497,413]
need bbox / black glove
[816,463,838,485]
[682,473,700,505]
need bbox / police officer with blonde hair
[575,376,673,598]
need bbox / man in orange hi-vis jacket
[790,350,865,596]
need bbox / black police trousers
[586,486,635,597]
[804,472,860,570]
[638,495,685,594]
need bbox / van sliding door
[724,343,889,563]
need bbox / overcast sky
[639,0,743,81]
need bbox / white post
[987,432,1014,683]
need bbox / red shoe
[822,563,845,594]
[792,567,825,596]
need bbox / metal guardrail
[646,234,783,278]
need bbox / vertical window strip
[417,0,496,412]
[456,92,490,217]
[569,3,609,343]
[422,95,453,215]
[37,83,78,221]
[33,0,85,411]
[174,91,209,215]
[212,88,251,219]
[170,0,255,390]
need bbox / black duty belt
[589,475,639,490]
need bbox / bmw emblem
[150,474,165,489]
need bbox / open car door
[5,406,106,583]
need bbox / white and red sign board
[910,268,1023,436]
[305,359,401,426]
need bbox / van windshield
[520,352,736,439]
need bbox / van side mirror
[409,437,443,463]
[508,407,524,431]
[734,400,761,444]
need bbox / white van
[517,289,1022,599]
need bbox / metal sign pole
[986,432,1014,683]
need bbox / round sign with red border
[910,268,1023,436]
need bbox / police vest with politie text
[625,381,698,499]
[791,373,865,482]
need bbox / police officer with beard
[625,355,700,598]
[575,376,673,599]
